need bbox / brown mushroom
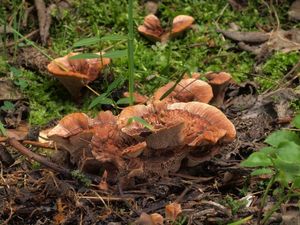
[47,52,110,97]
[204,72,233,106]
[123,91,148,104]
[138,14,164,42]
[166,102,236,143]
[153,78,213,104]
[138,14,194,42]
[170,15,195,38]
[47,113,99,171]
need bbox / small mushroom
[138,14,164,42]
[170,15,195,38]
[204,72,233,106]
[138,14,194,42]
[47,52,110,97]
[153,78,213,104]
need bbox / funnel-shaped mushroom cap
[205,72,232,85]
[48,113,91,138]
[171,15,195,37]
[138,14,164,42]
[47,52,110,97]
[117,104,154,137]
[204,72,233,106]
[153,78,213,104]
[167,102,236,143]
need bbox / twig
[0,29,39,48]
[8,138,102,183]
[8,138,71,176]
[22,140,55,149]
[22,6,34,27]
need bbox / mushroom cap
[117,104,154,132]
[47,52,110,96]
[167,102,236,143]
[138,14,164,42]
[205,72,232,85]
[153,78,213,103]
[48,113,91,138]
[122,141,147,158]
[123,91,148,104]
[171,15,195,37]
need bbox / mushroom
[47,113,100,172]
[204,72,233,106]
[47,52,110,97]
[123,91,149,104]
[138,14,164,42]
[153,78,213,104]
[138,14,194,42]
[170,15,195,38]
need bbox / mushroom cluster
[138,14,195,42]
[48,72,235,186]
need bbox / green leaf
[292,114,300,129]
[101,34,127,41]
[14,79,28,90]
[69,53,100,60]
[102,50,128,59]
[227,215,253,225]
[0,121,6,136]
[106,76,125,94]
[73,35,127,48]
[116,97,132,105]
[0,101,15,111]
[251,168,274,176]
[73,37,101,47]
[273,158,300,176]
[276,141,300,163]
[293,177,300,188]
[88,95,114,109]
[10,66,22,77]
[127,116,154,130]
[240,151,272,167]
[265,130,300,147]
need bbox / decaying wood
[34,0,54,45]
[217,29,270,43]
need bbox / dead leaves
[218,28,300,60]
[134,202,182,225]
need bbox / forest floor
[0,1,300,224]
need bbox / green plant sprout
[241,114,300,224]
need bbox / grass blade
[73,37,101,47]
[127,116,153,130]
[103,50,128,59]
[69,53,100,60]
[159,71,186,100]
[127,0,135,105]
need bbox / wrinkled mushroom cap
[48,113,91,138]
[153,78,213,104]
[167,102,236,143]
[171,15,195,37]
[138,14,164,42]
[47,52,110,96]
[205,72,232,85]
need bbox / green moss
[255,52,300,90]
